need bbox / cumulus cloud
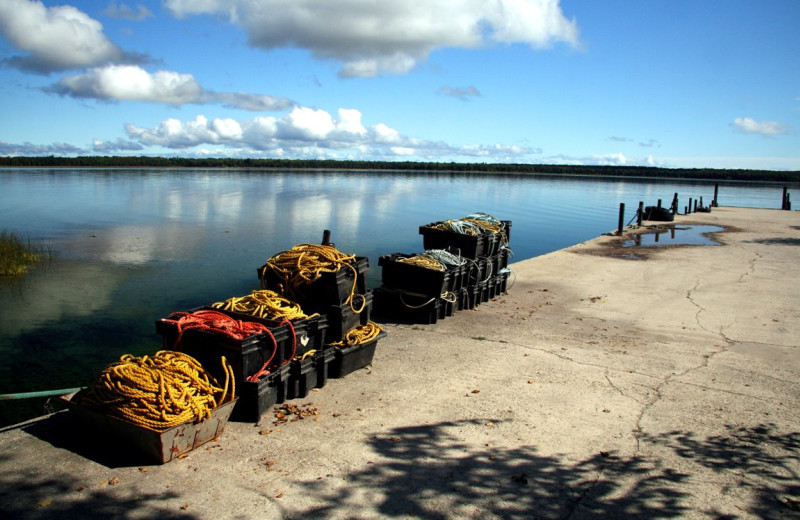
[122,107,537,160]
[734,117,788,136]
[0,140,86,156]
[164,0,580,77]
[439,86,481,101]
[0,0,129,73]
[102,1,153,21]
[546,152,662,167]
[92,138,144,152]
[47,65,294,111]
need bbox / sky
[0,0,798,170]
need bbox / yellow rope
[397,255,445,271]
[212,289,310,321]
[78,351,234,432]
[329,321,383,348]
[261,244,365,313]
[298,349,317,361]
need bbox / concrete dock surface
[1,206,799,520]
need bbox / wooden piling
[637,201,644,226]
[617,203,625,236]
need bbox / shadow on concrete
[0,452,198,520]
[295,419,691,519]
[14,411,156,469]
[640,423,800,519]
[294,421,800,519]
[745,237,800,246]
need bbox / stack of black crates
[253,250,381,420]
[155,305,329,422]
[374,215,512,323]
[154,247,382,423]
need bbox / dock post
[713,184,719,207]
[672,193,679,214]
[694,199,698,212]
[688,197,693,214]
[637,201,644,226]
[322,229,332,245]
[617,203,625,236]
[783,187,789,210]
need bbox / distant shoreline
[1,156,799,182]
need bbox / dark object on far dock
[643,206,675,222]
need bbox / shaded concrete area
[1,206,799,519]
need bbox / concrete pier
[2,206,799,519]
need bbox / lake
[0,168,794,426]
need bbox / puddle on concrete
[622,225,725,247]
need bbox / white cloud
[102,1,153,21]
[546,152,655,167]
[52,65,203,104]
[439,86,481,101]
[164,0,580,77]
[278,107,336,140]
[0,0,125,73]
[92,138,144,152]
[122,108,538,160]
[734,117,788,136]
[0,140,86,156]
[48,65,293,110]
[336,109,367,135]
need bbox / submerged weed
[0,230,52,275]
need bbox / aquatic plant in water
[0,230,51,275]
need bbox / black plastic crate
[456,287,472,311]
[378,253,456,297]
[286,354,318,400]
[501,220,512,244]
[463,256,494,288]
[326,290,373,341]
[199,306,327,360]
[490,248,511,273]
[465,282,485,310]
[373,287,441,324]
[157,308,327,379]
[231,364,289,422]
[328,331,386,378]
[155,313,290,385]
[316,347,336,390]
[419,223,498,259]
[259,256,369,313]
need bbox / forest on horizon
[1,156,798,182]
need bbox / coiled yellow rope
[329,321,383,348]
[78,351,234,432]
[397,255,445,271]
[261,244,365,313]
[431,214,509,247]
[212,289,310,321]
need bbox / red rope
[162,310,300,383]
[163,309,272,347]
[246,319,297,382]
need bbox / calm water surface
[0,168,793,425]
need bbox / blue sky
[0,0,798,169]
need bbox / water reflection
[623,225,725,247]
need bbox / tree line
[1,156,798,182]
